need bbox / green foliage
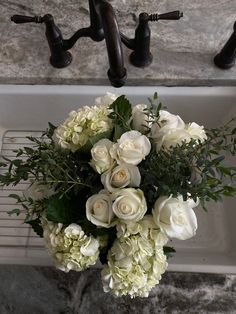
[45,193,82,224]
[108,95,132,141]
[140,116,236,211]
[163,246,176,259]
[0,131,98,195]
[26,218,43,237]
[8,208,21,216]
[0,95,236,264]
[146,92,166,125]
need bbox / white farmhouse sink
[0,85,235,274]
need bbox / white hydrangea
[101,216,168,297]
[42,220,100,272]
[116,215,169,247]
[54,96,115,151]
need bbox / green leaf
[153,92,158,100]
[7,208,21,216]
[26,218,43,237]
[211,156,225,165]
[108,95,132,141]
[47,122,57,138]
[11,159,23,166]
[9,194,22,201]
[24,147,34,154]
[46,193,81,224]
[163,246,176,259]
[113,125,124,142]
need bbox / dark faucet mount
[214,21,236,69]
[11,0,183,87]
[122,11,183,68]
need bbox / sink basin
[0,85,235,273]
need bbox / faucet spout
[92,0,127,87]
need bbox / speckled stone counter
[1,266,236,314]
[0,0,236,86]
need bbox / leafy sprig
[108,95,132,141]
[0,124,102,234]
[140,116,236,211]
[0,127,98,193]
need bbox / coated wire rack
[0,130,50,265]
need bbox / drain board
[0,130,50,265]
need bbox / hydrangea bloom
[101,216,168,297]
[55,102,113,151]
[42,220,100,272]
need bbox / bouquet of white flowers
[0,93,235,298]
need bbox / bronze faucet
[11,0,183,87]
[214,21,236,69]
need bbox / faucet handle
[11,13,72,69]
[11,15,44,24]
[149,11,183,21]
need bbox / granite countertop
[0,0,236,86]
[0,266,236,314]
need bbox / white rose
[86,190,115,228]
[155,128,192,151]
[112,188,147,222]
[95,92,118,107]
[152,195,199,240]
[90,139,114,174]
[132,104,150,133]
[151,110,185,136]
[101,163,141,192]
[150,110,186,151]
[185,122,207,143]
[110,131,151,166]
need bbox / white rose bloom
[90,139,114,174]
[110,130,151,165]
[112,188,147,222]
[42,220,100,272]
[151,110,207,151]
[151,110,187,151]
[185,122,207,143]
[151,110,185,137]
[152,195,199,240]
[132,104,150,133]
[155,128,192,151]
[86,190,115,228]
[101,163,141,192]
[95,92,118,107]
[23,181,55,201]
[101,216,168,298]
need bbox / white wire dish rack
[0,130,50,265]
[0,85,235,272]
